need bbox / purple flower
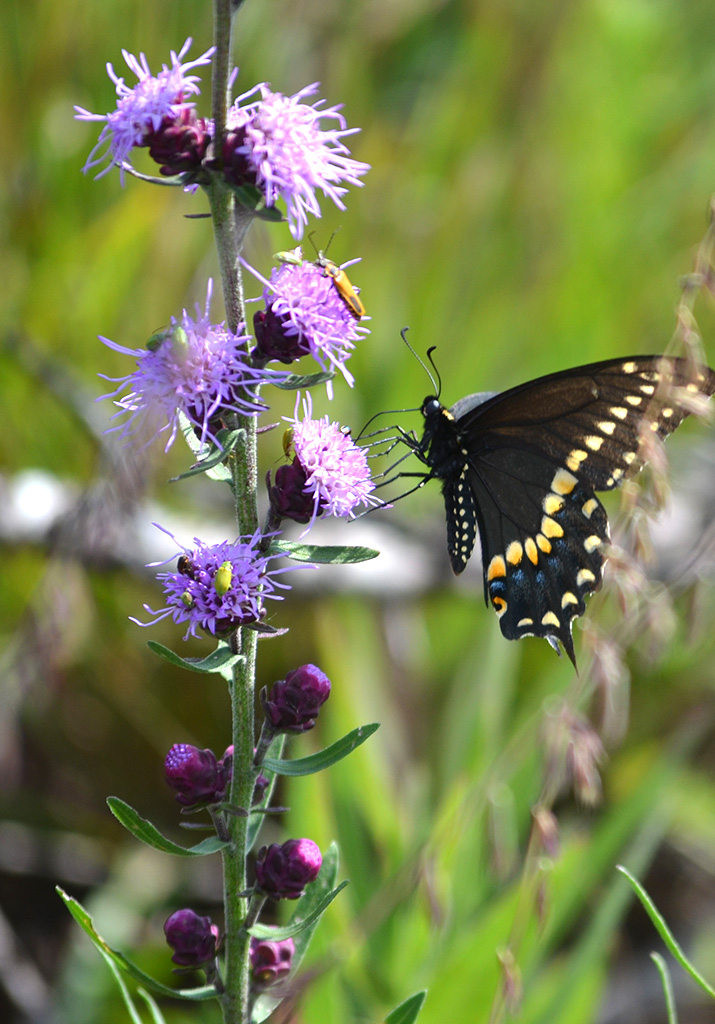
[269,393,377,529]
[99,281,288,451]
[223,82,369,239]
[263,664,331,733]
[254,838,322,900]
[135,529,294,639]
[252,257,368,384]
[164,744,228,806]
[164,908,219,967]
[75,38,214,183]
[250,937,295,987]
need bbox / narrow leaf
[268,540,379,564]
[100,952,147,1024]
[384,991,428,1024]
[170,429,243,482]
[650,953,679,1024]
[56,888,217,1002]
[273,370,335,390]
[146,641,242,676]
[261,723,379,777]
[107,797,228,857]
[617,865,715,998]
[249,881,348,940]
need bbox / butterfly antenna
[400,328,440,396]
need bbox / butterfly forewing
[422,355,715,666]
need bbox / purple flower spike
[223,82,369,239]
[99,280,288,452]
[253,259,368,384]
[263,664,331,733]
[135,529,296,639]
[164,908,220,967]
[75,38,215,182]
[250,937,295,987]
[269,393,377,530]
[164,744,227,806]
[254,838,322,900]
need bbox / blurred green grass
[3,0,715,1022]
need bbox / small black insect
[404,355,715,666]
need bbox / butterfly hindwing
[421,355,715,665]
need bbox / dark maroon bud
[144,108,211,176]
[250,937,295,987]
[164,744,227,806]
[263,664,331,733]
[253,307,312,364]
[221,127,259,188]
[267,459,320,524]
[254,838,322,900]
[164,908,219,966]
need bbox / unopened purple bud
[164,908,219,966]
[268,459,324,524]
[250,937,295,987]
[254,838,322,899]
[263,664,331,733]
[253,307,312,364]
[164,744,227,806]
[144,108,211,176]
[253,771,270,804]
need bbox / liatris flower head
[222,82,369,239]
[268,393,377,529]
[262,664,331,733]
[164,744,228,807]
[254,838,322,900]
[250,937,295,988]
[164,908,220,967]
[252,255,368,384]
[75,39,214,183]
[99,280,288,452]
[136,529,294,639]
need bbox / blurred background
[3,0,715,1021]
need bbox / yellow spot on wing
[525,537,538,564]
[541,611,560,627]
[543,493,564,515]
[566,449,588,472]
[626,394,642,406]
[585,435,604,451]
[517,617,533,628]
[582,498,598,518]
[536,533,552,553]
[597,421,616,435]
[584,535,602,553]
[552,468,578,494]
[610,406,628,419]
[487,555,506,580]
[561,592,579,608]
[541,516,564,539]
[622,361,637,373]
[577,568,596,587]
[506,541,523,565]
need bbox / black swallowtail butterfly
[407,355,715,666]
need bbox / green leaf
[261,723,380,777]
[273,370,335,390]
[384,991,429,1024]
[107,797,228,857]
[650,953,679,1024]
[268,540,380,564]
[170,429,243,482]
[56,888,217,1002]
[100,951,169,1024]
[146,641,242,676]
[617,865,715,998]
[248,881,348,940]
[251,843,341,1024]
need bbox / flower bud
[263,664,331,733]
[267,459,320,524]
[250,937,295,987]
[254,838,322,899]
[145,109,211,176]
[164,744,227,806]
[253,307,312,364]
[164,908,219,966]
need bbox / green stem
[210,3,260,1022]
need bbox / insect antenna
[399,328,441,396]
